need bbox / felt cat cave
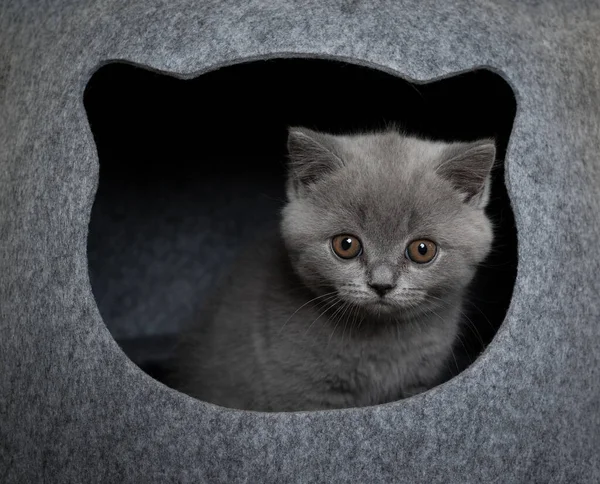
[1,1,598,482]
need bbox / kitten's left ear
[286,127,344,194]
[436,139,496,208]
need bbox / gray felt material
[1,0,599,482]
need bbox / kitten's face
[281,129,495,320]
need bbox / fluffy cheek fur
[427,211,494,303]
[281,200,361,294]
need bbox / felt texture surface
[1,0,599,482]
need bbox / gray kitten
[174,128,495,411]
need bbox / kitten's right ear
[287,127,344,190]
[436,139,496,208]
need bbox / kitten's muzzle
[368,264,396,297]
[368,282,396,297]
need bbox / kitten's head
[281,127,496,320]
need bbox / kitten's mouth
[359,297,427,318]
[363,298,397,313]
[336,288,429,318]
[370,299,393,307]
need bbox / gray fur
[174,128,496,411]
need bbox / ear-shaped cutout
[436,140,496,207]
[287,127,344,190]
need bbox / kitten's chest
[275,294,453,406]
[324,332,423,404]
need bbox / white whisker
[303,297,342,336]
[327,301,350,346]
[279,291,338,335]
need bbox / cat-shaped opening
[85,58,517,405]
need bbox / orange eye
[406,239,437,264]
[332,235,362,259]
